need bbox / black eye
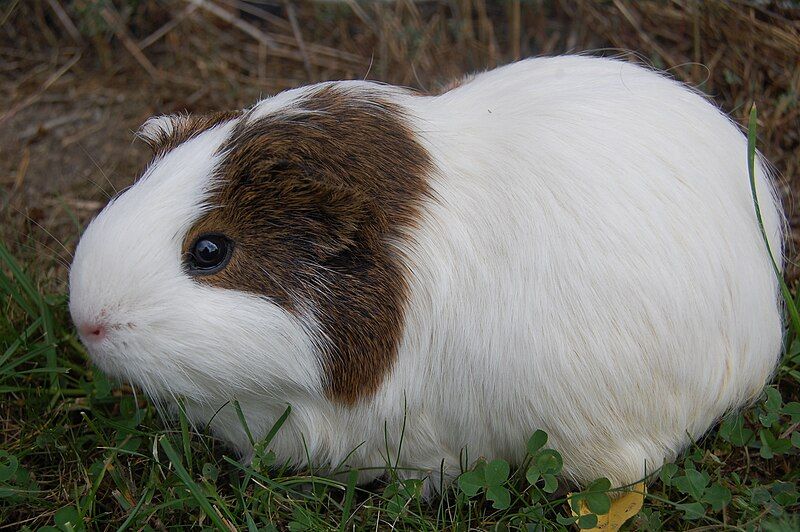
[187,234,233,275]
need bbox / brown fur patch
[139,111,243,157]
[183,85,431,404]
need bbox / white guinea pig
[69,55,784,491]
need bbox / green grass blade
[177,399,193,474]
[159,436,232,531]
[40,300,58,389]
[221,456,332,496]
[116,488,150,532]
[746,104,800,336]
[0,316,43,366]
[245,513,258,532]
[233,399,256,447]
[0,242,43,313]
[338,468,359,532]
[0,268,36,318]
[0,242,59,388]
[262,404,291,448]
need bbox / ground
[1,1,799,530]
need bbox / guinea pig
[68,55,784,492]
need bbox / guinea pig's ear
[135,114,187,151]
[293,179,382,260]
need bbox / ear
[136,111,242,154]
[291,178,384,260]
[135,114,188,151]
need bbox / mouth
[82,340,124,375]
[83,341,173,404]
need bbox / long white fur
[69,56,784,490]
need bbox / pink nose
[79,323,107,342]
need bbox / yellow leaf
[571,482,646,532]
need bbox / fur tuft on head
[136,114,179,145]
[136,111,243,156]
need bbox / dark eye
[186,234,233,275]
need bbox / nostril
[79,323,107,342]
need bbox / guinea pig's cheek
[168,286,325,396]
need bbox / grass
[2,1,799,530]
[0,110,799,531]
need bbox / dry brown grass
[1,0,799,282]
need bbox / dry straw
[1,0,799,278]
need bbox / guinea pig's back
[394,56,783,486]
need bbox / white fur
[137,115,179,144]
[69,56,784,490]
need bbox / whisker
[362,51,375,80]
[4,226,72,269]
[7,204,75,260]
[85,176,114,201]
[11,240,72,270]
[79,144,118,197]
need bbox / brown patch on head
[184,84,431,404]
[138,111,243,157]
